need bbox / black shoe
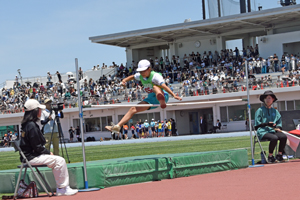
[268,155,276,163]
[276,154,285,162]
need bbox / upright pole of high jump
[75,58,100,192]
[245,60,254,165]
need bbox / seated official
[213,119,222,133]
[20,99,78,196]
[255,90,287,163]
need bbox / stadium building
[1,4,300,141]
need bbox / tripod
[48,111,70,163]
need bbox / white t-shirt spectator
[196,81,200,90]
[285,56,290,63]
[165,78,170,85]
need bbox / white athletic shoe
[105,123,121,134]
[56,186,78,196]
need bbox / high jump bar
[86,99,246,108]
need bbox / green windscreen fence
[0,149,248,193]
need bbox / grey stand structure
[75,58,100,192]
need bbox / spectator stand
[1,50,300,114]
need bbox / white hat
[137,59,150,72]
[152,118,154,120]
[145,120,148,121]
[44,98,52,104]
[24,99,46,111]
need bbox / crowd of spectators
[1,46,300,115]
[112,118,177,140]
[0,131,18,147]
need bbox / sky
[0,0,282,83]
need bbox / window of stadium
[275,100,300,111]
[220,107,227,122]
[228,105,246,122]
[73,116,112,133]
[85,118,100,132]
[277,101,286,111]
[287,101,294,111]
[295,100,300,110]
[220,104,261,122]
[101,116,113,131]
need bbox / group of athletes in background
[114,118,176,140]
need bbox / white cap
[137,59,150,72]
[145,120,148,121]
[24,99,46,111]
[152,118,154,120]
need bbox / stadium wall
[258,30,300,59]
[127,36,218,67]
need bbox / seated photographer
[255,90,287,163]
[40,99,64,156]
[20,99,78,196]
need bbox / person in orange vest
[123,124,129,139]
[3,133,9,147]
[130,124,136,139]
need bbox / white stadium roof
[89,4,300,48]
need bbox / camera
[51,103,64,113]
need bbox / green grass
[0,136,267,171]
[0,136,270,198]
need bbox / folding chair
[11,140,54,199]
[253,135,277,155]
[252,125,278,164]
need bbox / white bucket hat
[137,59,151,72]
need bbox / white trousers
[29,154,69,188]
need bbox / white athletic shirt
[134,73,165,86]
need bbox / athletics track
[30,160,299,200]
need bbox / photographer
[20,99,78,196]
[40,98,64,156]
